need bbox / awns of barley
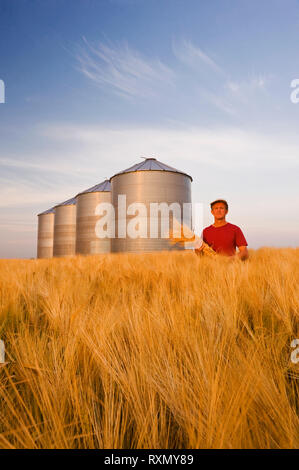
[0,248,298,448]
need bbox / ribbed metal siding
[53,203,76,257]
[111,170,192,253]
[76,190,111,254]
[37,212,55,258]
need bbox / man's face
[211,203,228,220]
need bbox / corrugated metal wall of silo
[76,180,111,254]
[111,157,192,253]
[53,197,77,257]
[37,207,55,259]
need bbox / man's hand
[194,239,204,256]
[195,246,204,256]
[237,246,249,261]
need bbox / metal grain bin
[37,207,55,259]
[111,157,192,253]
[53,197,77,257]
[75,180,111,255]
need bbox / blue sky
[0,0,298,257]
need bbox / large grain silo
[37,206,55,259]
[53,197,77,257]
[76,180,111,255]
[111,157,192,253]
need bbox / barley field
[0,248,298,449]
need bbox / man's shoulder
[227,223,242,231]
[203,225,214,233]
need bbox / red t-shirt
[202,223,248,256]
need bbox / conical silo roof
[76,179,111,196]
[37,206,56,216]
[111,157,193,182]
[38,195,77,216]
[54,196,77,208]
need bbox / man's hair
[210,199,228,210]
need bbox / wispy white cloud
[172,38,225,75]
[226,77,266,93]
[225,75,269,103]
[39,123,299,171]
[0,180,75,209]
[199,90,236,115]
[74,37,271,116]
[3,122,298,212]
[0,155,95,177]
[75,37,175,99]
[172,39,271,113]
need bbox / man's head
[210,199,228,221]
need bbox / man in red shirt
[195,199,249,260]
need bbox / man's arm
[237,246,249,261]
[235,227,248,261]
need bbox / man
[195,199,249,260]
